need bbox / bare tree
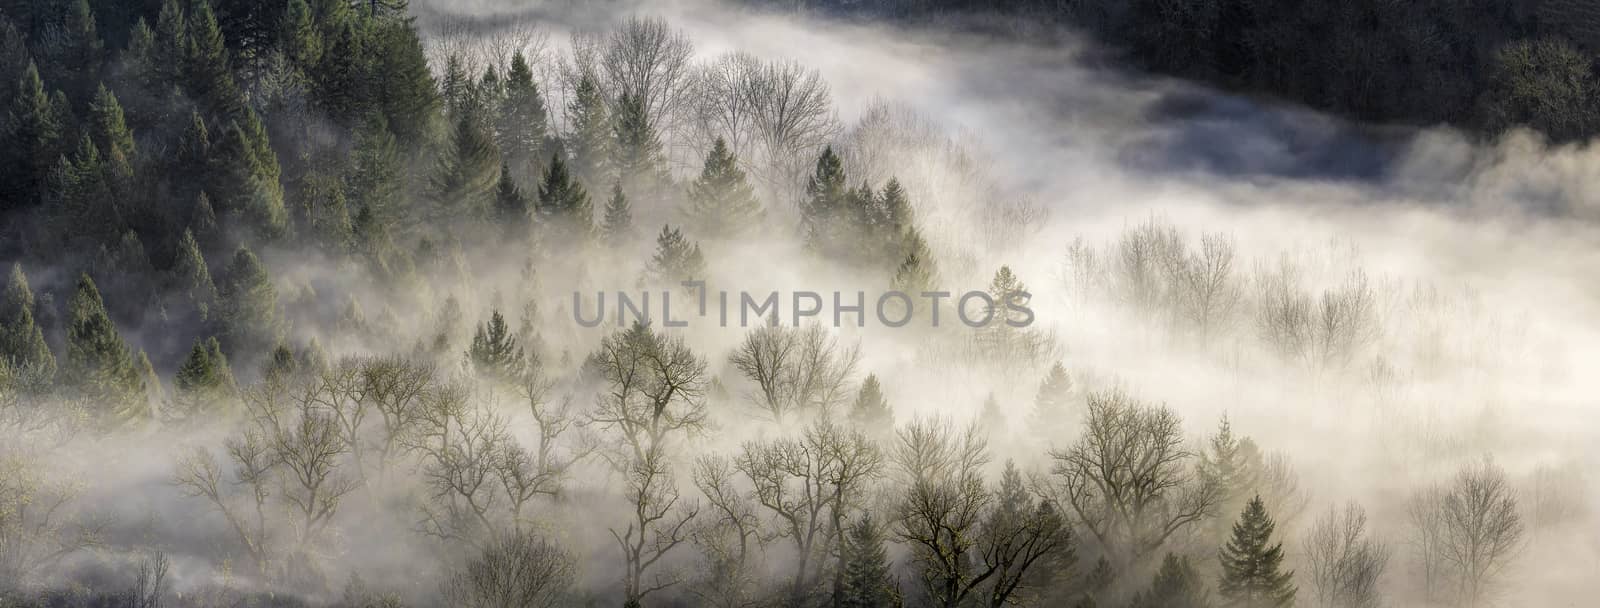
[1305,502,1390,608]
[0,453,102,591]
[889,417,992,608]
[1409,458,1526,607]
[408,378,510,547]
[174,428,275,575]
[1170,232,1242,344]
[690,455,768,608]
[977,461,1074,608]
[691,52,765,159]
[1047,389,1219,568]
[586,323,710,605]
[443,531,574,608]
[729,323,860,424]
[360,356,436,484]
[569,16,695,141]
[735,418,882,605]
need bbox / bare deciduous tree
[729,323,860,423]
[1305,502,1390,608]
[1047,389,1219,568]
[1408,458,1525,607]
[889,417,992,608]
[0,453,102,591]
[689,454,768,608]
[443,531,574,608]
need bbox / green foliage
[2,62,63,207]
[566,74,612,190]
[535,154,592,238]
[170,336,235,422]
[430,113,500,222]
[848,373,892,430]
[1479,38,1599,142]
[685,138,762,239]
[0,264,55,380]
[600,182,633,247]
[183,0,244,119]
[1217,496,1296,608]
[87,84,134,170]
[64,273,145,420]
[498,51,548,183]
[837,514,900,608]
[169,228,217,321]
[217,246,284,356]
[466,309,525,384]
[612,91,667,196]
[494,163,532,236]
[647,225,705,285]
[1131,553,1212,608]
[1026,362,1072,438]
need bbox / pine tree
[1131,554,1212,608]
[281,0,322,68]
[685,138,762,239]
[64,273,144,418]
[170,336,235,422]
[367,17,439,147]
[87,83,133,170]
[152,0,188,88]
[494,163,531,238]
[800,146,849,255]
[310,14,367,124]
[0,264,55,379]
[849,373,893,430]
[648,225,705,285]
[170,228,217,321]
[1201,415,1267,539]
[58,0,104,98]
[207,116,287,237]
[837,514,900,608]
[466,309,525,384]
[535,153,592,238]
[979,392,1006,436]
[3,62,62,207]
[51,134,121,245]
[566,74,612,189]
[174,110,210,203]
[889,228,937,295]
[1217,496,1296,608]
[612,91,666,195]
[349,113,405,247]
[1027,362,1073,439]
[600,181,633,246]
[430,113,501,222]
[216,246,284,355]
[497,51,548,183]
[440,54,469,117]
[183,0,244,119]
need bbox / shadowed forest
[0,0,1596,607]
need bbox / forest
[0,0,1594,607]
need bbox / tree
[889,228,937,295]
[685,137,763,239]
[977,461,1074,608]
[849,373,892,430]
[1408,458,1525,608]
[1304,503,1388,608]
[207,112,287,237]
[1217,495,1297,608]
[169,336,236,423]
[647,225,705,286]
[800,146,850,256]
[1479,38,1598,143]
[216,246,284,356]
[837,514,900,608]
[430,113,501,222]
[565,74,612,189]
[0,264,54,379]
[86,84,134,170]
[493,162,532,237]
[64,273,145,422]
[169,228,217,321]
[729,323,860,423]
[535,154,592,239]
[467,309,525,384]
[889,417,990,608]
[1131,553,1212,608]
[1048,389,1220,568]
[348,114,405,252]
[612,91,669,197]
[497,52,549,183]
[444,532,574,608]
[2,62,62,208]
[183,0,244,119]
[1026,362,1072,440]
[367,17,440,147]
[596,181,635,247]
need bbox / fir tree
[889,229,937,297]
[1217,496,1297,608]
[497,51,548,183]
[216,246,283,355]
[170,336,235,422]
[979,392,1006,436]
[685,138,762,239]
[494,162,532,238]
[466,309,525,384]
[0,264,55,379]
[648,225,705,285]
[170,228,217,321]
[64,273,144,418]
[3,62,62,207]
[58,0,104,98]
[310,15,368,125]
[566,74,612,189]
[430,113,501,222]
[612,91,666,195]
[1201,416,1268,540]
[152,0,187,88]
[600,181,633,246]
[87,83,134,170]
[837,514,900,608]
[535,153,592,238]
[207,114,287,237]
[1131,554,1212,608]
[440,54,469,117]
[349,113,405,247]
[280,0,322,68]
[368,18,439,147]
[800,146,849,255]
[1027,362,1073,439]
[849,373,893,430]
[183,0,244,119]
[52,134,121,245]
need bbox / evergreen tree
[837,514,900,608]
[466,309,525,384]
[191,192,219,247]
[430,113,500,222]
[849,373,893,430]
[57,0,104,99]
[174,110,210,202]
[280,0,322,68]
[0,264,55,379]
[51,134,121,245]
[535,153,592,238]
[3,62,62,207]
[440,54,469,117]
[647,225,705,285]
[800,146,849,255]
[86,83,133,169]
[367,17,439,147]
[889,228,937,295]
[348,113,405,246]
[301,168,353,251]
[152,0,187,88]
[493,163,531,237]
[209,115,287,237]
[566,74,612,189]
[1201,415,1268,539]
[170,228,217,321]
[1131,554,1212,608]
[612,91,666,195]
[685,137,762,239]
[64,273,145,418]
[1217,496,1297,608]
[497,51,548,183]
[1027,362,1073,439]
[310,15,369,124]
[979,392,1006,436]
[600,181,633,247]
[216,246,283,356]
[183,0,244,119]
[170,336,235,422]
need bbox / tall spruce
[1131,554,1213,608]
[430,113,501,222]
[493,163,531,237]
[1217,496,1297,608]
[466,309,525,384]
[3,62,62,207]
[566,74,612,189]
[0,264,55,378]
[800,146,849,255]
[64,273,145,418]
[600,181,633,246]
[535,153,592,238]
[1026,362,1073,439]
[837,514,900,608]
[183,0,244,119]
[497,51,548,183]
[170,336,235,422]
[612,91,666,196]
[849,373,893,430]
[685,137,762,239]
[647,224,705,285]
[216,246,283,356]
[170,228,217,321]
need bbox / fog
[4,0,1598,606]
